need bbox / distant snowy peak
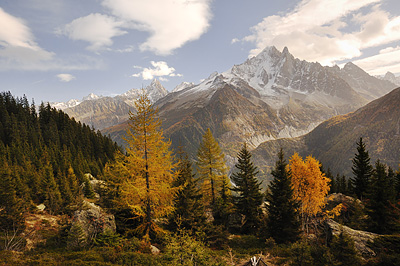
[121,79,168,104]
[82,93,101,101]
[172,82,195,93]
[381,71,400,86]
[51,99,81,110]
[146,79,168,102]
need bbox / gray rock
[326,219,378,257]
[151,245,160,255]
[72,200,116,243]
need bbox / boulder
[326,218,378,257]
[71,200,116,243]
[326,193,362,206]
[151,245,160,255]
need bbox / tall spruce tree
[196,128,229,208]
[351,137,373,200]
[366,160,398,234]
[213,179,234,229]
[231,143,263,234]
[168,152,206,235]
[396,167,400,200]
[265,149,300,244]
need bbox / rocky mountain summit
[104,46,397,164]
[380,71,400,86]
[52,46,397,166]
[53,79,168,130]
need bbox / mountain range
[53,79,168,130]
[52,46,398,176]
[252,86,400,180]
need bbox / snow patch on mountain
[172,82,195,93]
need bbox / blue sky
[1,0,400,103]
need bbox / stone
[326,218,378,257]
[36,204,46,212]
[151,245,160,255]
[71,200,116,243]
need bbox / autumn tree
[106,93,177,240]
[289,153,330,233]
[351,137,373,200]
[265,149,300,243]
[231,143,263,234]
[196,128,229,207]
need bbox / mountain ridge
[252,86,400,180]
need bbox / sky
[1,0,400,103]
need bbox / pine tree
[0,162,25,232]
[106,93,177,240]
[42,164,62,214]
[168,152,206,235]
[231,143,263,234]
[212,179,234,229]
[196,128,229,207]
[265,149,300,244]
[330,232,361,266]
[351,137,373,200]
[396,167,400,200]
[366,160,398,234]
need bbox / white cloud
[243,0,400,66]
[102,0,212,55]
[56,73,76,82]
[0,7,55,67]
[353,46,400,75]
[231,38,239,44]
[132,61,182,80]
[0,8,102,71]
[58,13,127,51]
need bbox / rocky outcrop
[71,200,116,243]
[326,219,378,257]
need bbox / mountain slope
[253,87,400,179]
[60,79,168,130]
[328,62,395,100]
[104,46,396,164]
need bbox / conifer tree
[42,164,62,214]
[265,149,300,243]
[351,137,373,200]
[0,162,25,231]
[366,160,398,234]
[168,152,206,234]
[213,179,234,229]
[396,167,400,200]
[330,232,361,266]
[231,143,263,234]
[196,128,229,207]
[106,93,177,240]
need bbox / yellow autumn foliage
[105,93,178,238]
[289,153,331,220]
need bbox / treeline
[0,92,120,229]
[327,137,400,235]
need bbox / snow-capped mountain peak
[82,93,101,101]
[172,82,195,93]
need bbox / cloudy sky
[1,0,400,102]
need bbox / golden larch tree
[106,93,178,239]
[196,128,230,207]
[289,153,330,233]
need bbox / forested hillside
[0,91,120,217]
